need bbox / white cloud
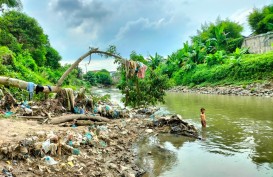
[21,0,272,61]
[230,8,254,35]
[61,58,118,72]
[115,17,167,40]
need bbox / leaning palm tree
[0,0,22,12]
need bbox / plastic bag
[44,156,58,165]
[42,139,50,153]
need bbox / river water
[92,88,273,177]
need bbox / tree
[117,52,171,108]
[0,0,22,12]
[45,46,61,69]
[83,71,97,85]
[0,11,47,66]
[95,69,113,86]
[148,53,164,70]
[248,5,273,34]
[192,19,244,53]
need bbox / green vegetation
[192,18,244,53]
[117,52,171,108]
[156,13,273,87]
[171,52,273,86]
[248,5,273,34]
[84,69,113,86]
[0,0,22,11]
[1,4,273,108]
[0,10,86,88]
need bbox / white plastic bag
[42,139,50,153]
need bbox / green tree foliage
[192,18,244,53]
[45,46,61,69]
[0,10,64,83]
[84,71,97,86]
[206,50,226,66]
[0,8,89,93]
[95,69,113,86]
[248,5,273,34]
[0,10,61,69]
[147,53,164,70]
[117,52,171,108]
[0,11,48,66]
[0,0,22,11]
[0,29,22,52]
[0,46,13,74]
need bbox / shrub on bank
[173,51,273,86]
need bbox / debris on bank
[0,87,199,177]
[0,119,146,177]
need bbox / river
[92,88,273,177]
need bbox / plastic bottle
[44,156,58,165]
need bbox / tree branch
[56,48,126,87]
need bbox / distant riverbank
[169,82,273,97]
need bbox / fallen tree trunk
[0,76,61,93]
[50,114,110,124]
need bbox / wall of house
[242,32,273,53]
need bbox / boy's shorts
[201,120,206,127]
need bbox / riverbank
[169,82,273,97]
[0,118,148,177]
[0,103,197,177]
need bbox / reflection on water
[92,88,273,176]
[135,134,195,177]
[137,92,273,177]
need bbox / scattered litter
[44,156,58,165]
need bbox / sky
[20,0,272,71]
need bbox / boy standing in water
[200,108,206,127]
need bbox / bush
[171,52,273,86]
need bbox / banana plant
[214,25,228,51]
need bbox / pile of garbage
[0,86,200,176]
[0,86,130,121]
[148,114,198,138]
[0,119,146,177]
[123,107,199,139]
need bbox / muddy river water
[93,88,273,177]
